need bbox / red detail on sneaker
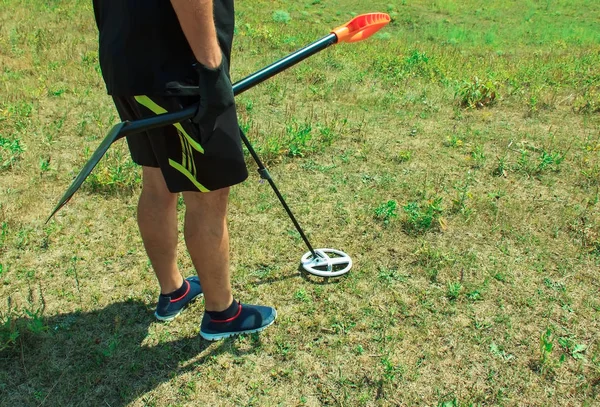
[170,280,190,303]
[210,303,242,323]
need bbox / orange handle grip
[331,13,391,43]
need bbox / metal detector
[48,13,391,277]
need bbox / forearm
[170,0,222,68]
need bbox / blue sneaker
[200,302,277,341]
[155,276,203,321]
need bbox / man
[92,0,276,341]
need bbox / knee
[141,185,177,210]
[183,188,230,219]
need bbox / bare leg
[137,166,182,294]
[183,188,233,312]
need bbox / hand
[192,55,235,123]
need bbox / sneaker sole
[199,310,277,341]
[154,292,203,322]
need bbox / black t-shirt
[92,0,234,96]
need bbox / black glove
[164,55,235,124]
[192,57,235,123]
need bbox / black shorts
[112,95,248,193]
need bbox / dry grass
[1,0,600,406]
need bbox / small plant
[540,327,554,370]
[451,179,472,217]
[39,156,50,172]
[466,289,482,301]
[446,282,462,301]
[374,200,398,225]
[286,122,313,157]
[403,49,430,77]
[514,147,565,176]
[381,356,404,382]
[395,150,412,163]
[427,268,439,284]
[492,156,508,177]
[558,336,587,360]
[444,134,463,148]
[1,296,47,352]
[527,94,539,117]
[537,150,565,173]
[469,145,486,168]
[537,326,564,375]
[402,197,444,234]
[272,10,291,24]
[0,135,25,170]
[456,77,497,109]
[294,289,310,302]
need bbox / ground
[1,0,599,406]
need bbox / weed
[558,336,587,360]
[403,49,437,79]
[543,277,566,292]
[469,145,486,168]
[0,134,25,170]
[294,289,310,302]
[413,244,456,271]
[446,282,462,301]
[286,121,313,158]
[381,356,404,382]
[455,77,498,109]
[272,10,291,24]
[514,147,565,176]
[537,326,564,375]
[402,197,444,234]
[451,178,472,217]
[39,156,50,172]
[371,49,439,85]
[395,150,412,163]
[466,289,482,301]
[374,200,398,225]
[0,295,46,352]
[537,150,565,173]
[444,134,464,148]
[492,156,508,177]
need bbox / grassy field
[1,0,600,405]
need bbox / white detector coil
[300,248,352,277]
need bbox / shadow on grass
[0,300,260,406]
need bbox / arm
[170,0,222,68]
